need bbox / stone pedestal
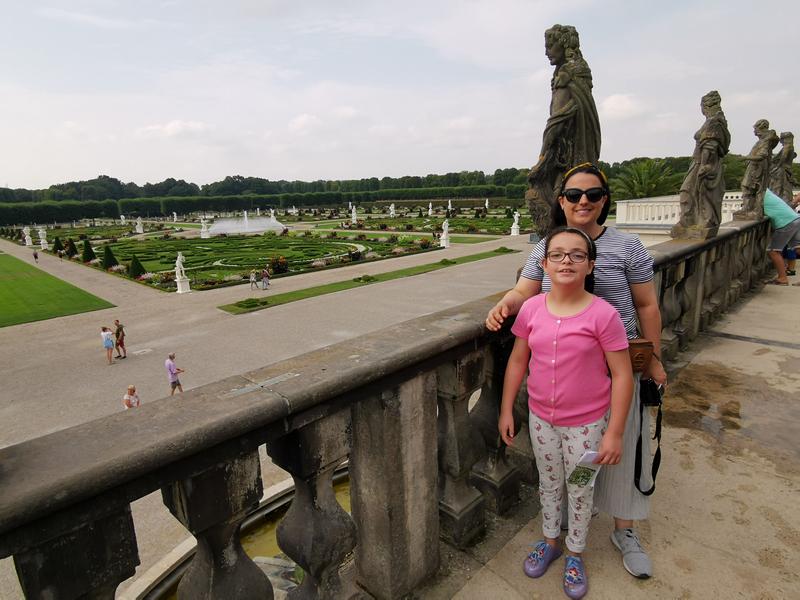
[510,224,520,236]
[176,276,191,294]
[135,224,144,234]
[670,223,718,240]
[439,233,450,248]
[40,240,49,251]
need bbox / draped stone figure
[670,91,730,240]
[734,119,779,220]
[526,24,601,235]
[769,131,796,204]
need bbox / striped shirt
[520,227,654,338]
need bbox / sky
[1,0,798,189]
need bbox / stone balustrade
[0,219,769,599]
[615,195,744,226]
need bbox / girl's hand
[498,412,515,446]
[596,432,623,465]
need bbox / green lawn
[219,247,519,315]
[0,252,114,327]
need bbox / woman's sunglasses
[562,187,606,203]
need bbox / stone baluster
[350,371,439,599]
[437,351,486,548]
[267,409,356,600]
[162,450,272,600]
[13,505,139,599]
[469,340,521,514]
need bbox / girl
[123,385,140,409]
[498,227,633,599]
[101,326,114,365]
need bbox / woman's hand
[498,411,515,446]
[596,431,623,465]
[644,357,667,386]
[486,300,512,331]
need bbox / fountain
[207,210,285,235]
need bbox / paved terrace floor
[1,234,798,598]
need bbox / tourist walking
[165,352,184,395]
[114,319,127,359]
[262,267,270,290]
[32,250,38,263]
[100,327,115,365]
[122,385,140,409]
[499,227,633,599]
[763,189,800,286]
[487,163,667,579]
[249,269,259,290]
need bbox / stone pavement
[1,235,798,598]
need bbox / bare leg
[769,250,789,283]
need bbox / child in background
[123,385,140,409]
[499,226,634,599]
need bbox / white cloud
[35,7,155,29]
[136,120,212,138]
[599,94,647,121]
[287,113,321,135]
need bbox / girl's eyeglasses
[562,187,606,203]
[546,251,589,263]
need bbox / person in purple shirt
[165,352,184,395]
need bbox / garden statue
[172,212,177,223]
[770,131,796,203]
[270,208,276,221]
[175,252,190,293]
[511,210,521,236]
[440,219,450,248]
[485,198,489,210]
[200,218,210,239]
[448,199,452,211]
[120,214,126,225]
[526,24,601,235]
[256,207,261,216]
[351,205,357,225]
[389,203,396,218]
[135,217,144,234]
[670,90,731,240]
[22,226,32,246]
[37,227,48,250]
[428,202,433,217]
[735,119,779,220]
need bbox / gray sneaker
[610,528,652,579]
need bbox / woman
[101,326,114,365]
[486,162,667,579]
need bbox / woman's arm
[498,336,531,446]
[631,281,667,385]
[486,278,542,331]
[596,349,634,465]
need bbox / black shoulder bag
[634,379,663,496]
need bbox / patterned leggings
[529,411,608,553]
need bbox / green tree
[52,236,64,253]
[101,244,118,269]
[81,239,96,262]
[65,238,78,257]
[609,159,683,200]
[129,254,146,278]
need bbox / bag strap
[634,398,661,496]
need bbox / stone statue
[135,217,144,234]
[175,252,186,280]
[389,203,396,218]
[447,199,452,211]
[351,205,357,224]
[735,119,779,220]
[22,226,32,246]
[428,202,433,217]
[442,220,449,236]
[120,214,126,225]
[440,219,450,248]
[200,218,210,239]
[526,24,601,235]
[770,131,796,203]
[670,91,731,239]
[485,198,489,210]
[172,212,177,223]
